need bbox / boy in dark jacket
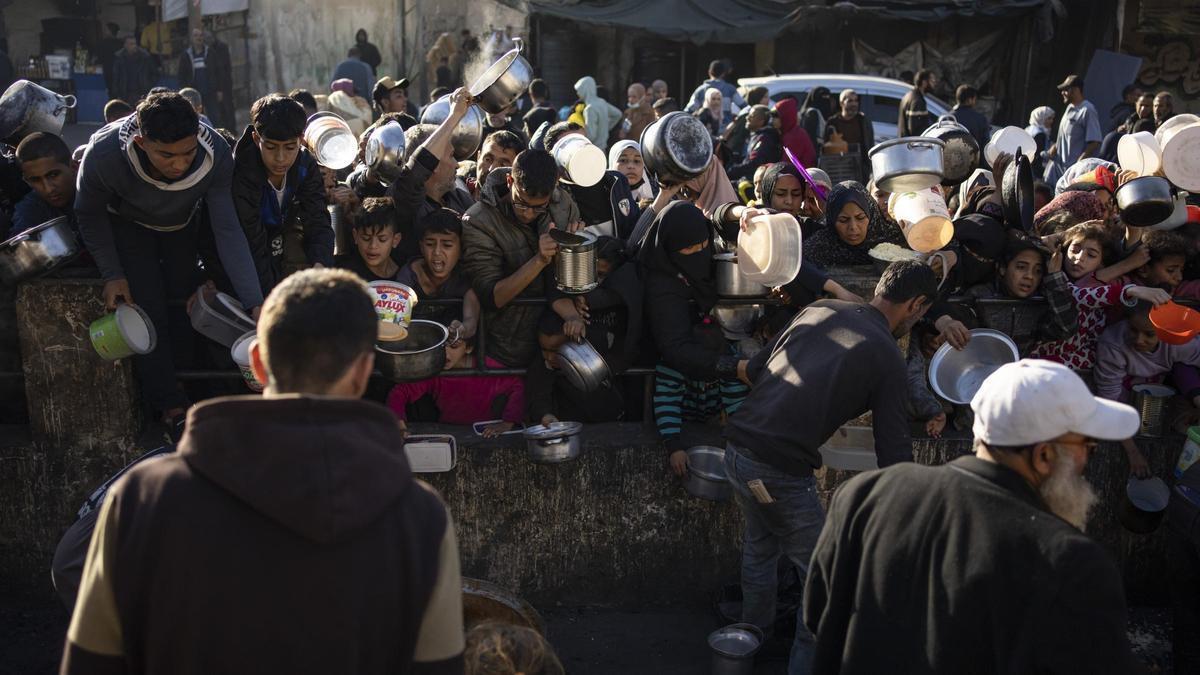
[232,94,333,293]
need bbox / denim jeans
[724,443,825,675]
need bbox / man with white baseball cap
[804,359,1142,674]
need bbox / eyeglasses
[512,196,549,215]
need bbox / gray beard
[1039,452,1099,531]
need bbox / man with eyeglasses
[461,149,582,368]
[804,359,1141,674]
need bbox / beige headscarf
[689,155,739,218]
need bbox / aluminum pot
[868,136,946,193]
[468,38,534,114]
[640,111,713,185]
[0,80,77,143]
[1116,176,1174,227]
[374,320,448,383]
[1119,476,1169,534]
[715,252,768,297]
[928,328,1019,404]
[557,340,610,392]
[922,115,979,185]
[684,446,731,501]
[0,216,81,285]
[713,305,763,339]
[419,95,485,160]
[708,623,763,675]
[523,421,583,463]
[364,121,407,185]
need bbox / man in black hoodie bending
[229,94,333,293]
[61,268,465,675]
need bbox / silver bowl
[928,328,1019,404]
[419,95,485,160]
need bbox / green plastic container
[89,303,156,360]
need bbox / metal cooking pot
[0,80,77,143]
[555,230,598,293]
[523,421,583,463]
[709,623,763,675]
[928,328,1019,405]
[364,122,407,185]
[868,136,946,193]
[419,95,485,160]
[640,111,713,185]
[1116,176,1174,227]
[715,253,768,297]
[468,38,534,115]
[1002,153,1034,231]
[713,305,763,339]
[0,216,81,285]
[922,115,979,185]
[685,446,731,501]
[374,320,448,383]
[557,340,610,392]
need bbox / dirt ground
[0,590,1175,675]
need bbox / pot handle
[57,95,77,111]
[513,37,524,54]
[906,140,938,151]
[3,234,30,248]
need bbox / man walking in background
[61,269,465,675]
[951,84,989,149]
[898,68,937,137]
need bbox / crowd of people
[1,32,1198,674]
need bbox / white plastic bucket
[1159,117,1200,192]
[736,213,802,288]
[230,330,263,392]
[553,134,606,187]
[303,112,357,170]
[984,126,1037,165]
[1118,131,1162,177]
[888,187,953,253]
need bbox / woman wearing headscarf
[799,86,833,150]
[758,162,823,235]
[327,78,373,136]
[609,140,656,202]
[802,181,907,267]
[1032,190,1106,234]
[638,202,747,476]
[1026,105,1055,179]
[695,88,725,141]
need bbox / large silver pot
[0,216,81,285]
[375,320,448,383]
[419,96,485,160]
[922,115,979,185]
[1116,176,1174,227]
[868,136,945,193]
[523,421,583,463]
[469,38,534,114]
[684,446,731,501]
[713,305,763,339]
[715,253,768,297]
[557,339,610,392]
[0,80,76,143]
[640,111,713,185]
[364,121,407,185]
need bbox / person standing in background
[1154,91,1175,128]
[178,30,215,124]
[574,76,622,150]
[685,60,745,126]
[354,29,382,76]
[1046,74,1102,185]
[622,82,655,143]
[951,84,990,150]
[112,36,157,104]
[204,30,235,130]
[523,79,558,141]
[332,48,374,105]
[650,79,669,104]
[898,69,937,137]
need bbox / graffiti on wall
[1137,40,1200,98]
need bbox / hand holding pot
[739,206,771,232]
[448,87,473,119]
[670,449,688,477]
[1129,285,1171,306]
[537,230,559,265]
[103,279,133,311]
[935,315,971,350]
[564,316,587,342]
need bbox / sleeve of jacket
[230,169,275,292]
[207,155,266,309]
[60,486,125,675]
[685,84,706,114]
[411,513,466,675]
[1040,270,1078,341]
[297,155,334,267]
[870,357,913,466]
[74,145,124,282]
[460,212,505,312]
[645,275,723,380]
[387,148,440,232]
[1093,335,1127,401]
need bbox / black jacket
[231,126,333,293]
[806,455,1139,675]
[564,170,639,240]
[725,126,782,181]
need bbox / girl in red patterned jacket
[1031,222,1170,370]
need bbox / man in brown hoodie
[61,268,464,675]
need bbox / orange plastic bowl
[1150,302,1200,345]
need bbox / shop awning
[521,0,1046,43]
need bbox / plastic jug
[1178,426,1200,479]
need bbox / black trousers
[111,219,201,412]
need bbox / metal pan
[1002,153,1034,232]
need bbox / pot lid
[523,421,583,440]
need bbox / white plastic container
[984,126,1037,165]
[403,435,458,472]
[553,134,606,187]
[230,330,263,392]
[1178,426,1200,480]
[888,187,954,253]
[736,213,802,288]
[1118,131,1162,177]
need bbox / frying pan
[1002,153,1034,232]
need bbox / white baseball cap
[971,359,1140,446]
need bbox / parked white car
[736,74,951,143]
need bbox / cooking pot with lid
[868,136,946,193]
[922,115,979,185]
[640,111,713,185]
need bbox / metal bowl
[0,216,81,285]
[558,339,610,392]
[928,328,1019,405]
[523,421,583,463]
[375,320,448,383]
[684,446,730,501]
[364,121,407,185]
[1116,176,1174,227]
[468,38,534,114]
[419,95,485,160]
